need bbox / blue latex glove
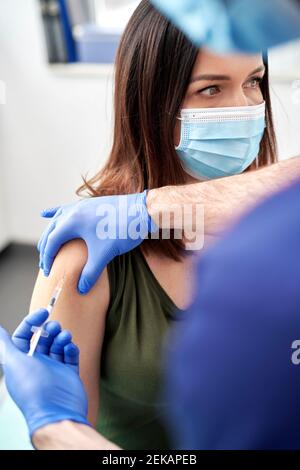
[151,0,300,53]
[12,309,80,371]
[38,191,157,294]
[0,310,89,438]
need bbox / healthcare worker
[163,178,300,449]
[2,178,300,450]
[1,0,300,451]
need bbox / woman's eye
[197,86,220,96]
[245,77,263,89]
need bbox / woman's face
[174,49,265,149]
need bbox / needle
[27,274,66,357]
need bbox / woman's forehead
[191,48,264,80]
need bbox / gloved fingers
[49,330,72,362]
[77,250,108,295]
[41,206,61,219]
[38,208,62,254]
[64,343,80,373]
[42,224,76,277]
[38,221,56,268]
[12,309,49,353]
[34,320,62,355]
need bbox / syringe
[27,274,66,357]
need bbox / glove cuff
[29,413,91,442]
[141,189,159,234]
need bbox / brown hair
[78,0,277,260]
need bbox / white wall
[0,0,114,245]
[0,190,8,251]
[270,82,300,161]
[0,96,8,250]
[0,0,300,245]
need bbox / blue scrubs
[151,0,300,53]
[163,179,300,449]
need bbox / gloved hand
[38,191,157,294]
[0,310,89,438]
[12,308,80,371]
[151,0,300,53]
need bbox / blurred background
[0,0,140,333]
[0,0,300,450]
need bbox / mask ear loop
[175,112,188,150]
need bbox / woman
[30,0,277,450]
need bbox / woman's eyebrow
[247,65,266,77]
[190,66,266,84]
[190,74,231,84]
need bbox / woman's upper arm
[30,240,110,426]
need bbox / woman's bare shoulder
[30,239,109,315]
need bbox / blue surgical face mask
[175,102,266,180]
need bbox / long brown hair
[78,0,277,260]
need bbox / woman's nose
[230,93,250,107]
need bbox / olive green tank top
[96,247,185,450]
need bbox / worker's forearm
[32,421,122,450]
[147,157,300,235]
